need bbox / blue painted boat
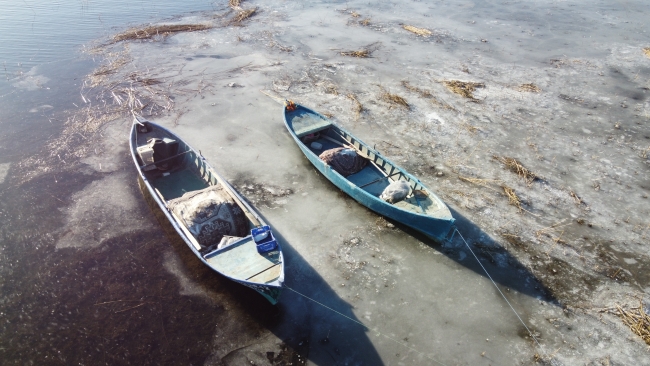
[129,117,284,304]
[283,102,455,242]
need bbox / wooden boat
[129,116,284,304]
[283,102,455,242]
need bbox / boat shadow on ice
[396,207,561,307]
[138,180,384,365]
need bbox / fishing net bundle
[319,147,368,176]
[168,185,247,248]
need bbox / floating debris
[403,25,432,37]
[443,80,484,100]
[111,24,213,44]
[494,156,538,185]
[518,83,541,93]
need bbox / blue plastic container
[251,226,277,254]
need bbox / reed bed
[443,80,484,100]
[111,24,213,43]
[403,25,432,37]
[494,156,538,185]
[518,83,541,92]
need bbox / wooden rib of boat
[129,116,284,304]
[283,102,455,242]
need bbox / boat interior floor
[305,132,446,215]
[205,236,282,283]
[147,165,209,201]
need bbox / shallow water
[2,0,650,365]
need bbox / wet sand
[2,0,649,365]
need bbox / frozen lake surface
[1,0,649,365]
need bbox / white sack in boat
[380,180,410,203]
[168,185,247,248]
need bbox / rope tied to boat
[283,284,448,366]
[454,228,557,365]
[284,99,297,111]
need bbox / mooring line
[283,284,448,366]
[454,228,555,364]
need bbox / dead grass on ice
[443,80,484,100]
[616,302,650,346]
[518,83,541,93]
[643,47,650,58]
[379,86,409,109]
[494,156,539,186]
[402,25,432,37]
[110,24,213,44]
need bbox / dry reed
[403,25,432,37]
[518,83,541,92]
[494,156,538,185]
[379,87,409,109]
[230,7,257,25]
[360,18,371,26]
[340,49,370,58]
[346,93,363,120]
[443,80,484,100]
[644,47,650,58]
[111,24,213,43]
[402,80,432,98]
[569,190,584,205]
[616,302,650,345]
[502,185,522,211]
[229,0,241,9]
[459,176,500,191]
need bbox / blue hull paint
[284,104,455,242]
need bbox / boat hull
[284,105,455,242]
[130,119,284,304]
